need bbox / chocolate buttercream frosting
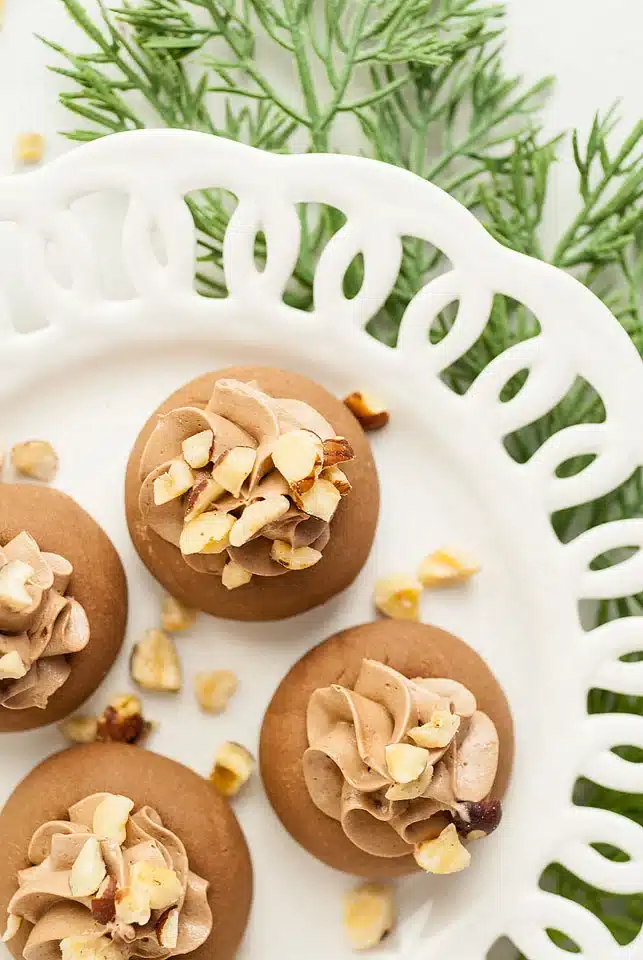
[137,379,354,585]
[0,533,89,711]
[303,659,500,857]
[4,793,212,959]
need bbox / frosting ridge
[303,659,500,858]
[0,532,90,712]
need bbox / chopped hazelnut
[413,823,471,874]
[210,742,255,797]
[322,436,355,467]
[270,539,323,571]
[344,391,389,430]
[180,512,235,555]
[130,630,182,693]
[69,837,107,897]
[344,882,395,950]
[157,908,180,949]
[92,794,134,845]
[408,710,461,749]
[15,132,45,166]
[418,547,480,587]
[0,650,28,680]
[385,743,430,784]
[195,670,238,714]
[59,715,99,745]
[11,440,58,482]
[374,574,422,620]
[96,694,151,745]
[161,595,197,632]
[153,460,194,505]
[229,496,290,547]
[0,560,34,613]
[221,560,253,590]
[294,478,341,522]
[272,429,323,493]
[182,430,214,469]
[211,446,257,497]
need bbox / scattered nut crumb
[11,440,59,482]
[344,391,389,431]
[413,823,471,874]
[344,882,395,951]
[418,547,480,587]
[195,670,238,714]
[161,595,197,633]
[130,629,182,693]
[59,715,99,745]
[209,742,254,797]
[15,132,45,166]
[96,693,152,745]
[374,574,422,620]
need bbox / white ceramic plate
[1,131,643,960]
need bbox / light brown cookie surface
[260,620,514,878]
[125,366,380,621]
[0,484,127,733]
[0,743,253,960]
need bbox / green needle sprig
[45,1,643,951]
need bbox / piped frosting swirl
[303,659,500,858]
[0,532,90,711]
[138,379,355,587]
[4,793,212,959]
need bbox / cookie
[125,367,380,621]
[260,620,514,877]
[0,743,252,960]
[0,484,127,733]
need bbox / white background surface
[0,0,642,250]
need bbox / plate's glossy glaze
[1,132,642,960]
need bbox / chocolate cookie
[0,484,127,733]
[260,620,514,878]
[0,744,252,960]
[125,366,380,621]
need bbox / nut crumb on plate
[374,574,422,620]
[195,670,238,713]
[11,440,58,482]
[130,629,182,693]
[418,547,480,587]
[96,693,153,745]
[161,594,197,632]
[59,715,99,745]
[15,132,45,166]
[343,882,394,951]
[343,391,390,431]
[209,742,254,797]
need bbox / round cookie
[260,620,514,878]
[0,484,127,734]
[125,366,380,621]
[0,743,253,960]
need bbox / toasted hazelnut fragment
[374,574,422,620]
[322,436,355,467]
[60,715,99,745]
[229,495,290,547]
[184,476,226,523]
[93,794,135,845]
[270,539,323,571]
[91,876,117,925]
[182,429,214,469]
[115,883,151,927]
[385,760,434,801]
[11,440,59,482]
[344,882,395,951]
[130,862,183,911]
[210,742,255,797]
[153,460,194,505]
[15,132,45,166]
[130,629,181,693]
[451,799,503,839]
[385,743,430,784]
[418,547,481,587]
[61,936,122,960]
[0,650,27,680]
[344,391,389,431]
[294,479,341,522]
[1,915,22,943]
[413,823,471,874]
[212,446,257,497]
[69,837,107,897]
[161,594,197,632]
[157,908,180,949]
[97,694,150,745]
[221,560,253,590]
[321,465,352,496]
[408,710,461,749]
[195,670,238,714]
[272,429,324,494]
[180,511,235,556]
[0,559,34,612]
